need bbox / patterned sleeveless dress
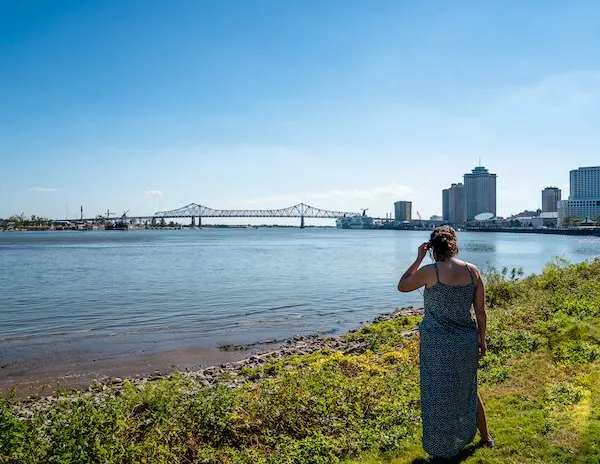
[419,261,479,458]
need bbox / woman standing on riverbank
[397,226,493,458]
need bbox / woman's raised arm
[398,242,431,292]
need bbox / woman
[398,226,493,458]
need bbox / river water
[1,229,599,388]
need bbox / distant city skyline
[2,2,600,220]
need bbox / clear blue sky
[1,0,600,221]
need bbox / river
[1,228,599,391]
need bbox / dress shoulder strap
[433,262,440,283]
[464,261,475,285]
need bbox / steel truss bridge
[153,203,359,228]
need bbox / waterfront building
[442,189,449,221]
[570,166,600,200]
[441,183,465,224]
[540,212,559,227]
[542,187,561,213]
[394,201,412,222]
[558,199,600,224]
[558,166,600,225]
[464,166,497,221]
[513,212,559,228]
[448,183,466,224]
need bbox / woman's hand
[417,242,429,261]
[479,339,487,358]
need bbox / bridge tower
[300,216,305,229]
[191,216,195,227]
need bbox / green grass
[1,259,599,463]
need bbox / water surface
[1,229,599,383]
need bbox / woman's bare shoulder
[420,263,438,275]
[464,261,482,280]
[463,260,478,270]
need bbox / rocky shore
[14,307,423,415]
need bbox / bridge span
[153,203,359,228]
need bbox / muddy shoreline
[5,307,423,408]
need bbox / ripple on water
[1,229,599,363]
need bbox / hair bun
[429,226,458,261]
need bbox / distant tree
[508,219,521,228]
[9,214,25,228]
[562,216,580,227]
[511,209,542,219]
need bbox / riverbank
[3,307,423,405]
[0,308,420,400]
[0,345,252,399]
[464,226,600,236]
[1,259,599,463]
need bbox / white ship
[336,210,374,229]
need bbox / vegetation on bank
[0,215,54,231]
[1,259,599,463]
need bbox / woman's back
[422,260,477,332]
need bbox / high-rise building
[394,201,412,222]
[558,166,600,225]
[542,187,561,213]
[442,189,449,221]
[569,166,600,200]
[463,166,497,220]
[448,183,466,224]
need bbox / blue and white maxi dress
[419,262,479,458]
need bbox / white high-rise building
[558,166,600,225]
[570,166,600,200]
